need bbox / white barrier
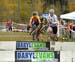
[0,41,16,51]
[50,42,75,51]
[1,41,75,51]
[60,51,75,62]
[0,51,15,62]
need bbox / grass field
[0,32,74,41]
[0,32,48,41]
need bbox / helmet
[49,9,55,13]
[32,11,38,16]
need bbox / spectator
[6,19,12,31]
[65,21,72,39]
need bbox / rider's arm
[54,15,59,25]
[36,16,41,30]
[37,16,41,24]
[47,16,52,26]
[29,16,33,27]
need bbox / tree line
[0,0,74,23]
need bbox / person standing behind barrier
[6,19,12,31]
[29,12,41,41]
[47,9,59,41]
[65,21,72,39]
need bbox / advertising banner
[16,41,50,51]
[15,51,60,62]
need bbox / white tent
[60,12,75,20]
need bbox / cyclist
[29,12,41,41]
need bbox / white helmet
[49,9,55,13]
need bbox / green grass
[0,32,48,41]
[0,32,75,41]
[0,32,30,41]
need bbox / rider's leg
[37,33,43,41]
[32,25,37,41]
[47,27,53,41]
[52,26,58,41]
